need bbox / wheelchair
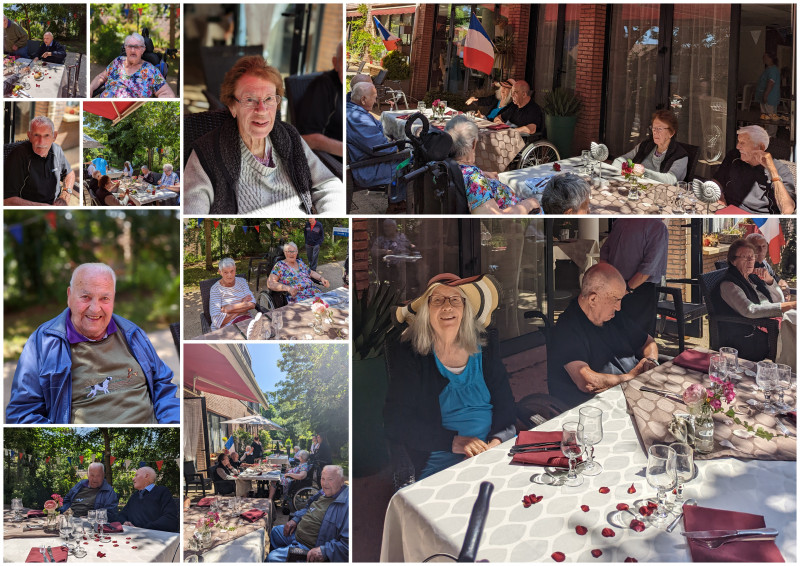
[271,456,323,514]
[509,132,560,170]
[254,253,326,316]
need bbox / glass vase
[693,405,715,454]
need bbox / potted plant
[381,50,411,98]
[542,88,583,159]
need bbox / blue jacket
[6,309,180,424]
[59,479,119,514]
[292,485,349,562]
[346,101,397,187]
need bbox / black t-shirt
[95,185,116,206]
[547,299,648,409]
[499,99,544,133]
[4,142,66,204]
[296,69,343,143]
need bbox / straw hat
[493,78,516,89]
[395,273,500,328]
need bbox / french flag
[752,218,785,264]
[463,12,494,75]
[373,17,400,51]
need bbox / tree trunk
[100,428,112,484]
[204,221,213,271]
[169,5,177,49]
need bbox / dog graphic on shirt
[86,376,112,398]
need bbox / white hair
[88,462,105,473]
[70,263,117,289]
[219,257,235,270]
[283,241,299,253]
[323,464,345,482]
[351,82,375,104]
[124,33,145,47]
[29,116,55,136]
[139,466,156,481]
[297,450,310,462]
[43,31,53,38]
[163,163,173,173]
[445,115,480,160]
[737,125,770,150]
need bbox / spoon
[666,498,697,533]
[719,439,749,454]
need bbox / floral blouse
[100,57,166,98]
[158,172,179,186]
[270,259,323,304]
[280,461,311,488]
[460,164,520,211]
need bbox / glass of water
[581,150,591,174]
[417,101,426,112]
[272,311,283,340]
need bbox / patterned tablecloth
[498,157,724,215]
[380,385,796,562]
[622,351,796,461]
[183,498,273,561]
[114,179,178,206]
[4,57,66,98]
[381,110,525,173]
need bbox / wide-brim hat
[493,78,516,89]
[395,273,500,328]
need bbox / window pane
[533,5,558,106]
[562,5,580,91]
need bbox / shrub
[381,50,410,81]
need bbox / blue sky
[247,344,287,393]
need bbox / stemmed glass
[719,347,739,375]
[73,520,87,558]
[59,514,74,551]
[272,312,283,340]
[561,422,585,487]
[96,508,107,534]
[756,361,779,415]
[87,510,97,534]
[709,354,727,382]
[774,364,794,411]
[576,406,603,476]
[11,498,23,521]
[670,442,694,505]
[646,444,677,526]
[581,150,591,174]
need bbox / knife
[46,546,55,563]
[680,528,778,539]
[775,419,794,437]
[640,386,684,403]
[508,447,563,456]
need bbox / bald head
[581,263,625,297]
[133,466,156,490]
[578,263,627,326]
[510,80,532,107]
[350,73,371,88]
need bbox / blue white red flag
[463,12,495,75]
[225,436,235,450]
[752,218,785,264]
[373,17,400,51]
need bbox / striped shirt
[209,278,255,330]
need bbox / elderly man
[714,125,795,214]
[116,467,178,532]
[745,232,791,299]
[31,31,66,64]
[346,82,398,188]
[548,263,660,409]
[466,78,515,120]
[493,80,544,135]
[6,263,180,424]
[296,41,343,158]
[4,116,75,206]
[60,463,119,516]
[140,165,160,185]
[209,258,256,331]
[268,465,349,562]
[4,16,29,58]
[344,73,372,104]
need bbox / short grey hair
[70,263,117,289]
[445,115,480,160]
[141,165,150,172]
[43,31,53,39]
[163,163,173,173]
[401,287,484,356]
[283,241,299,253]
[124,33,145,48]
[88,462,105,473]
[351,82,375,103]
[738,125,770,150]
[297,449,310,462]
[29,116,55,136]
[541,173,591,214]
[323,464,344,480]
[218,257,235,270]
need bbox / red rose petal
[97,552,106,558]
[591,549,603,558]
[599,487,610,494]
[627,483,636,494]
[647,501,658,510]
[523,502,531,508]
[113,544,119,547]
[630,519,646,532]
[552,552,566,562]
[624,558,638,563]
[523,495,532,505]
[132,546,138,549]
[639,506,653,517]
[575,525,588,535]
[616,503,629,511]
[83,543,89,545]
[601,528,616,538]
[532,495,543,503]
[580,504,590,512]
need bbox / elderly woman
[541,173,591,214]
[611,109,688,186]
[213,454,237,495]
[267,242,330,304]
[712,238,796,361]
[94,175,122,206]
[465,79,514,120]
[122,161,133,177]
[384,273,515,482]
[90,33,175,98]
[184,56,342,215]
[268,450,310,501]
[157,163,179,188]
[445,115,540,214]
[243,445,255,465]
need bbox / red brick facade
[506,5,530,81]
[353,218,370,292]
[409,4,436,101]
[573,5,607,154]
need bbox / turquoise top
[756,65,781,107]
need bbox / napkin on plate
[672,349,712,373]
[240,509,266,523]
[196,497,214,507]
[510,431,572,468]
[26,510,44,518]
[25,546,68,562]
[102,522,123,533]
[682,504,784,562]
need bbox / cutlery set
[680,528,779,548]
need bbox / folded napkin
[396,114,411,120]
[510,431,573,468]
[683,504,784,562]
[26,510,44,518]
[672,349,712,373]
[196,497,214,507]
[25,546,68,563]
[714,205,751,216]
[102,522,123,533]
[485,123,510,130]
[240,509,266,523]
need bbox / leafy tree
[3,5,86,45]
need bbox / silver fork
[692,536,778,549]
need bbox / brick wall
[506,5,530,81]
[666,219,690,298]
[353,218,370,292]
[409,4,436,101]
[574,4,607,154]
[316,4,343,72]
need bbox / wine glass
[576,406,603,476]
[670,442,694,505]
[73,520,87,558]
[581,150,591,174]
[96,508,107,534]
[719,347,739,374]
[560,422,585,487]
[59,514,74,550]
[774,364,794,411]
[708,354,727,382]
[87,510,97,533]
[646,444,677,526]
[756,361,779,415]
[11,498,23,521]
[417,101,426,112]
[272,311,283,340]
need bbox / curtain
[184,398,202,469]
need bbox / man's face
[736,133,762,165]
[141,167,148,175]
[361,85,377,111]
[87,466,104,489]
[320,468,344,496]
[28,123,56,158]
[4,17,9,29]
[749,237,769,263]
[44,34,53,46]
[511,85,528,106]
[219,265,236,286]
[67,268,116,341]
[132,468,151,490]
[588,280,626,326]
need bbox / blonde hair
[401,288,484,355]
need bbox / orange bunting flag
[110,456,116,466]
[254,226,260,233]
[213,221,220,229]
[156,460,164,471]
[79,455,84,464]
[46,211,57,230]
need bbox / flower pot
[544,114,578,160]
[352,355,390,477]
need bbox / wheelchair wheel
[516,141,560,169]
[292,487,318,512]
[257,290,275,312]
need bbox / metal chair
[656,279,708,353]
[208,465,235,496]
[184,460,212,497]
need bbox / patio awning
[221,415,284,430]
[184,344,269,407]
[83,101,144,125]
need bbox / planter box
[544,114,577,159]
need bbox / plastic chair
[656,278,708,353]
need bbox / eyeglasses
[124,44,145,50]
[428,295,465,308]
[234,95,282,109]
[735,255,756,262]
[650,126,670,133]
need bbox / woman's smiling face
[428,287,465,337]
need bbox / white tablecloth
[4,525,179,562]
[235,471,281,497]
[197,527,267,562]
[380,386,796,562]
[5,58,66,98]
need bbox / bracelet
[772,176,782,183]
[646,357,660,366]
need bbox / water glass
[417,101,426,112]
[87,510,97,533]
[96,508,107,534]
[577,406,603,476]
[441,100,448,111]
[11,498,23,521]
[561,421,585,487]
[719,347,739,374]
[59,514,74,548]
[272,311,283,340]
[708,354,727,382]
[581,150,591,174]
[756,361,779,415]
[670,442,694,504]
[646,444,677,526]
[774,364,794,411]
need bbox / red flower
[591,550,603,558]
[532,495,543,503]
[551,552,566,562]
[638,506,653,517]
[630,519,646,532]
[627,484,636,494]
[553,162,561,172]
[580,505,590,512]
[599,487,610,494]
[601,528,616,538]
[97,552,106,558]
[616,503,629,511]
[132,546,138,549]
[624,558,638,563]
[575,525,588,535]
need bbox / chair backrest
[199,273,249,325]
[184,460,196,477]
[678,142,700,182]
[183,110,231,166]
[169,322,180,353]
[373,69,388,86]
[284,71,324,127]
[26,39,41,55]
[4,140,27,160]
[714,260,728,271]
[698,268,729,349]
[199,45,264,106]
[88,188,102,206]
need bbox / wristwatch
[646,357,660,366]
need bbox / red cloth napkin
[485,124,510,130]
[196,497,214,507]
[102,522,123,533]
[672,349,712,373]
[25,546,69,562]
[240,509,266,523]
[26,510,44,518]
[714,205,751,215]
[396,114,411,120]
[510,431,572,468]
[683,504,784,562]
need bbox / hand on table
[307,547,324,562]
[123,521,133,526]
[493,116,504,124]
[283,519,298,536]
[452,435,489,458]
[320,278,330,288]
[630,357,658,378]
